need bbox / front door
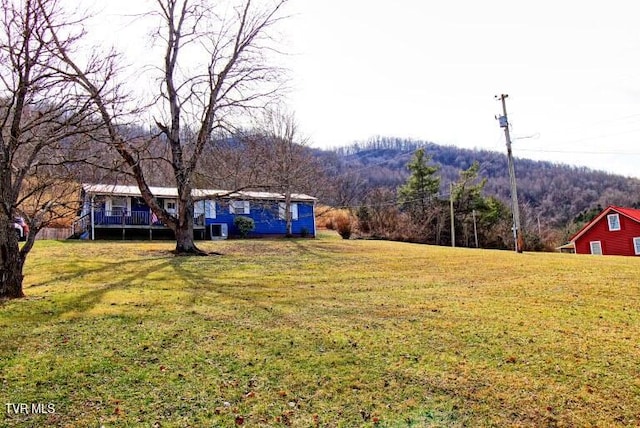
[164,199,177,215]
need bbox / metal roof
[82,184,317,202]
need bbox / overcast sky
[89,1,640,177]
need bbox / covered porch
[73,210,207,240]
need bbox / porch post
[90,195,95,240]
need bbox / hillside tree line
[350,148,517,249]
[323,136,640,249]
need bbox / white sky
[86,1,640,177]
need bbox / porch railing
[95,210,151,226]
[93,210,205,226]
[71,213,91,236]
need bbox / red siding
[575,213,640,256]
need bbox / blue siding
[294,203,315,236]
[131,197,149,212]
[87,194,315,237]
[205,201,315,237]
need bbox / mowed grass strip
[1,232,639,427]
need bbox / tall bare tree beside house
[0,0,102,299]
[51,0,289,254]
[258,108,323,236]
[196,131,272,191]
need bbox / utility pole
[472,209,479,248]
[496,94,524,253]
[450,183,455,247]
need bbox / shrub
[314,206,356,238]
[315,206,340,230]
[333,214,352,239]
[234,216,255,238]
[356,206,371,234]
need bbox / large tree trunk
[174,225,202,254]
[285,191,293,237]
[0,216,25,299]
[173,186,205,255]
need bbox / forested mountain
[320,136,640,228]
[76,130,640,232]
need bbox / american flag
[151,211,158,224]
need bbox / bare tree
[51,0,289,254]
[196,130,271,191]
[0,0,99,299]
[257,108,322,236]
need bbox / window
[105,196,130,215]
[164,199,177,215]
[194,200,205,217]
[230,200,250,214]
[205,200,216,219]
[634,237,640,255]
[607,213,621,231]
[590,241,603,255]
[278,202,298,220]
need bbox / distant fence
[36,227,72,240]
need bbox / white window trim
[230,200,250,215]
[164,199,177,215]
[194,200,205,216]
[607,213,621,231]
[633,237,640,255]
[590,241,603,255]
[204,200,216,219]
[105,196,131,215]
[278,202,299,221]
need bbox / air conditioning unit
[210,223,228,240]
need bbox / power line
[517,148,640,156]
[548,113,640,134]
[318,190,455,212]
[517,127,640,148]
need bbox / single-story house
[75,184,317,240]
[567,205,640,256]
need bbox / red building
[570,206,640,256]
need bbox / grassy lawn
[1,232,639,427]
